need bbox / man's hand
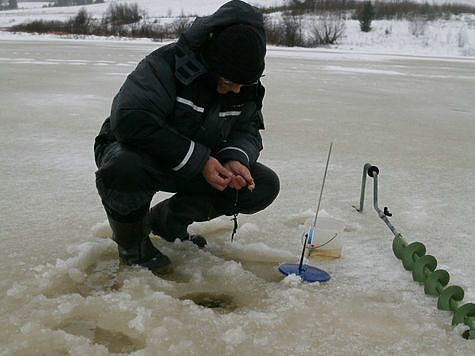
[223,161,255,191]
[202,157,233,191]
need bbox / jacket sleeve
[109,55,210,178]
[215,85,265,168]
[215,104,264,168]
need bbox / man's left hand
[223,161,255,191]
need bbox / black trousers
[95,142,280,222]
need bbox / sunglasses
[220,76,264,87]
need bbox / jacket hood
[174,0,266,85]
[179,0,265,52]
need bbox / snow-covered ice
[1,1,475,352]
[0,37,474,354]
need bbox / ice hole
[180,292,238,313]
[57,320,145,353]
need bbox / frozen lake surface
[1,40,474,354]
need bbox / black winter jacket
[94,0,266,179]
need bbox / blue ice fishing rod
[279,143,333,282]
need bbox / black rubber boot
[150,194,221,248]
[107,213,172,274]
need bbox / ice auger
[354,163,475,340]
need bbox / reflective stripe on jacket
[94,0,266,177]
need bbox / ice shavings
[6,283,27,298]
[285,208,332,227]
[281,273,305,286]
[222,326,246,347]
[190,215,232,236]
[168,340,194,354]
[221,241,294,263]
[30,240,115,292]
[91,220,112,239]
[128,306,152,333]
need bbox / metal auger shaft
[354,163,475,340]
[353,163,400,237]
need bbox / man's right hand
[201,157,233,191]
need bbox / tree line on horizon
[263,0,475,19]
[0,0,17,11]
[44,0,104,7]
[5,1,475,47]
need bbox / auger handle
[353,163,400,237]
[353,163,379,212]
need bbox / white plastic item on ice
[307,216,345,258]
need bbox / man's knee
[216,163,279,215]
[95,143,155,219]
[96,143,153,192]
[248,163,280,213]
[258,163,280,198]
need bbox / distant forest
[6,0,475,48]
[1,0,103,9]
[45,0,104,6]
[261,0,475,19]
[0,0,17,11]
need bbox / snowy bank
[0,1,474,57]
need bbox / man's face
[216,77,242,95]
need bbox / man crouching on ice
[93,0,280,273]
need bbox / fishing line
[315,233,338,249]
[230,189,239,242]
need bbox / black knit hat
[204,24,266,85]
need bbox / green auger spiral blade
[452,303,475,325]
[437,286,464,311]
[401,242,426,271]
[424,269,450,296]
[355,163,475,339]
[392,234,406,259]
[462,328,475,340]
[412,255,437,283]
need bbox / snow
[0,0,475,355]
[337,16,475,57]
[1,37,474,354]
[0,0,279,27]
[0,0,474,57]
